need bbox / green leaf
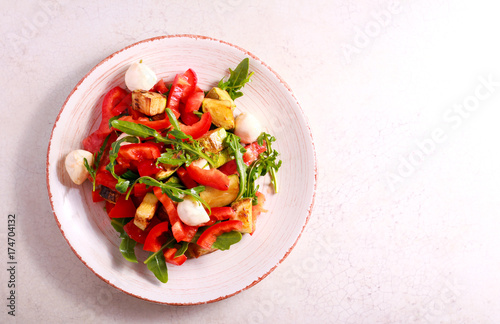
[244,132,282,201]
[218,58,254,100]
[146,252,169,283]
[115,178,130,194]
[157,149,189,166]
[110,119,158,138]
[212,231,242,250]
[110,218,138,263]
[175,241,189,257]
[225,133,247,200]
[119,236,138,263]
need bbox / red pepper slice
[184,87,204,113]
[143,221,170,252]
[137,159,162,177]
[151,79,169,94]
[163,248,187,266]
[108,195,136,218]
[176,166,198,189]
[153,187,198,242]
[124,217,161,244]
[83,87,128,153]
[199,207,236,227]
[179,112,212,139]
[180,108,200,126]
[167,69,198,118]
[196,220,243,250]
[186,164,229,191]
[117,115,171,131]
[117,143,161,162]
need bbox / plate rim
[46,34,317,305]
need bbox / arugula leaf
[225,133,247,200]
[157,149,189,166]
[218,58,254,100]
[212,231,242,250]
[110,218,138,263]
[146,252,169,283]
[119,236,138,263]
[175,241,189,257]
[83,133,111,191]
[245,133,282,201]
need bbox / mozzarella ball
[177,197,210,226]
[125,61,158,91]
[234,112,263,144]
[65,150,94,185]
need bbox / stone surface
[2,0,500,323]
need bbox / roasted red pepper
[143,221,170,252]
[83,87,128,152]
[163,247,187,266]
[186,164,229,191]
[196,220,243,250]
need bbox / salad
[64,58,281,283]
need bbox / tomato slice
[108,195,136,218]
[143,221,170,252]
[137,159,162,177]
[163,248,187,266]
[83,87,128,152]
[118,143,161,162]
[196,220,243,250]
[186,164,229,191]
[111,92,132,116]
[95,171,118,189]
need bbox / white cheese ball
[65,150,94,185]
[234,112,263,144]
[125,61,158,91]
[177,197,210,226]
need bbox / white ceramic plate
[46,35,316,305]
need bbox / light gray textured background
[2,0,500,323]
